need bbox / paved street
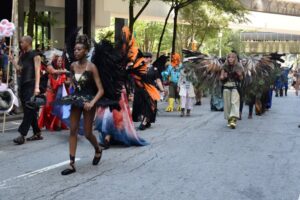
[0,92,300,200]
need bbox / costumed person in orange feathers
[120,27,162,131]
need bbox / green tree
[134,21,173,54]
[171,0,197,54]
[178,0,247,54]
[156,0,197,56]
[201,29,244,56]
[156,0,174,57]
[125,0,151,33]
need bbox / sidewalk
[0,113,23,132]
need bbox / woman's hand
[223,72,228,78]
[34,87,40,96]
[8,54,14,62]
[84,101,95,111]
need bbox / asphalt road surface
[0,92,300,200]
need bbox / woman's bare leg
[83,107,102,164]
[69,106,82,159]
[61,106,82,175]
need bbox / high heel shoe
[92,147,103,165]
[61,155,76,175]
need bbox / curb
[0,113,23,122]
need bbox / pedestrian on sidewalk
[9,36,43,144]
[220,52,243,129]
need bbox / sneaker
[186,109,191,116]
[145,122,151,128]
[180,108,185,117]
[229,122,236,129]
[138,124,146,131]
[13,135,25,145]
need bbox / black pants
[18,82,40,136]
[132,87,157,123]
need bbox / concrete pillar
[115,18,128,43]
[0,0,12,21]
[65,0,78,41]
[83,0,91,38]
[18,0,25,37]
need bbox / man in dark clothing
[9,36,42,145]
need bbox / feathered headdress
[171,53,181,67]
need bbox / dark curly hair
[75,34,90,50]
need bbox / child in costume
[178,67,195,117]
[162,53,182,112]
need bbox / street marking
[0,158,80,189]
[298,194,300,200]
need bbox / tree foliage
[124,0,151,32]
[177,0,247,55]
[134,21,172,54]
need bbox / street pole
[218,32,222,58]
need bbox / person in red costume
[38,56,68,131]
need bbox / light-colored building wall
[95,0,171,28]
[20,0,300,49]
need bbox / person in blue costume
[162,53,183,112]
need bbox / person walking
[220,52,243,129]
[9,36,42,144]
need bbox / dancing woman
[38,56,68,131]
[57,35,103,175]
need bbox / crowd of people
[2,26,299,175]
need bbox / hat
[143,52,152,58]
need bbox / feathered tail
[92,40,126,109]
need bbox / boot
[229,117,236,129]
[280,89,283,97]
[177,98,181,111]
[186,109,191,116]
[195,101,202,106]
[165,98,175,112]
[180,108,185,117]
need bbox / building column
[83,0,91,38]
[18,0,25,37]
[0,0,12,21]
[115,18,128,43]
[65,0,78,42]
